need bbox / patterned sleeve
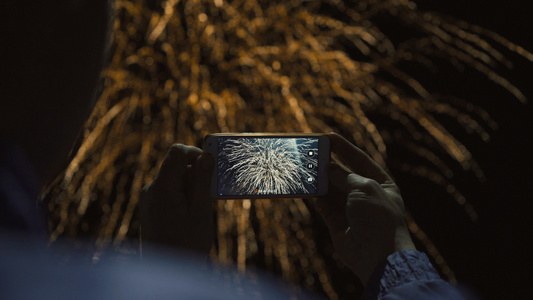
[362,250,466,300]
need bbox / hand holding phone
[205,133,330,199]
[315,133,415,285]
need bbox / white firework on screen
[218,138,318,195]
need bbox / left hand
[140,144,215,255]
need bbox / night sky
[398,1,533,299]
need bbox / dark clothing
[0,140,46,235]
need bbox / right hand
[315,133,415,285]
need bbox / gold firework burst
[45,0,532,298]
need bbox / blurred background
[404,1,533,299]
[42,0,532,299]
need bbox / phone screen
[216,137,320,197]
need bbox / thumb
[329,162,359,193]
[154,144,202,191]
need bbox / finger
[316,163,350,211]
[155,144,202,190]
[315,196,349,234]
[315,163,352,232]
[328,133,392,184]
[328,162,359,194]
[330,161,393,201]
[190,152,215,214]
[185,152,216,252]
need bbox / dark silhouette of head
[0,1,114,185]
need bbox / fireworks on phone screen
[218,137,319,196]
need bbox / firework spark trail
[219,138,318,195]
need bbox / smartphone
[205,133,330,199]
